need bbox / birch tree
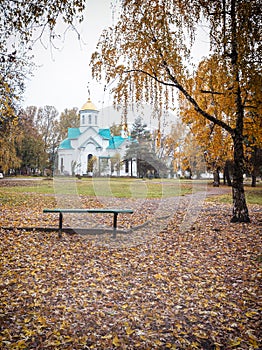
[91,0,261,222]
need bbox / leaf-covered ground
[0,183,261,349]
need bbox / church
[57,98,137,177]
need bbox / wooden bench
[43,208,133,238]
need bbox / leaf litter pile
[0,183,261,349]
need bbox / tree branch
[124,66,234,136]
[200,90,224,95]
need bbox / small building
[57,98,137,176]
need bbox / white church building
[57,98,137,177]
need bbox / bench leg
[113,213,118,238]
[58,212,63,238]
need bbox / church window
[89,114,92,124]
[87,154,93,172]
[95,115,97,124]
[60,157,64,173]
[82,115,85,124]
[125,159,129,173]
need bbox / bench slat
[43,208,133,214]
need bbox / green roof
[68,128,81,139]
[59,138,73,149]
[99,128,111,139]
[107,136,125,149]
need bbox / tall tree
[131,117,151,142]
[91,0,261,222]
[16,107,46,174]
[0,121,22,173]
[59,107,79,140]
[180,56,234,185]
[35,106,61,173]
[126,117,167,177]
[0,0,86,170]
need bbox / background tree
[0,122,21,174]
[0,0,86,171]
[110,153,121,176]
[59,107,79,140]
[126,117,167,177]
[91,0,261,222]
[35,106,60,174]
[110,123,122,136]
[16,107,46,175]
[163,121,187,177]
[130,117,151,142]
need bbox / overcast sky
[22,0,209,129]
[23,0,113,113]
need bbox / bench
[43,208,133,238]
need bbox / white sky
[23,0,114,114]
[22,0,210,130]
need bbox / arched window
[95,115,97,124]
[87,154,93,172]
[60,157,64,173]
[88,114,92,124]
[125,159,129,173]
[82,115,85,124]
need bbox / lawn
[0,177,200,198]
[0,177,261,349]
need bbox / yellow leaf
[154,273,164,280]
[245,311,258,318]
[112,335,121,347]
[193,331,208,339]
[126,326,134,335]
[139,335,147,341]
[14,339,27,348]
[246,329,258,340]
[154,340,164,346]
[229,338,242,347]
[101,334,112,339]
[249,338,259,349]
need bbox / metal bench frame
[43,208,133,238]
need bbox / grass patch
[0,177,201,198]
[77,178,195,198]
[207,185,262,205]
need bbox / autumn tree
[91,0,262,223]
[110,123,122,136]
[0,0,86,170]
[180,56,234,185]
[59,107,79,140]
[35,106,61,174]
[0,122,22,174]
[163,121,187,177]
[15,107,46,175]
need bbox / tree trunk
[251,174,256,187]
[213,168,220,187]
[231,134,250,223]
[251,146,258,187]
[223,160,232,186]
[230,0,250,223]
